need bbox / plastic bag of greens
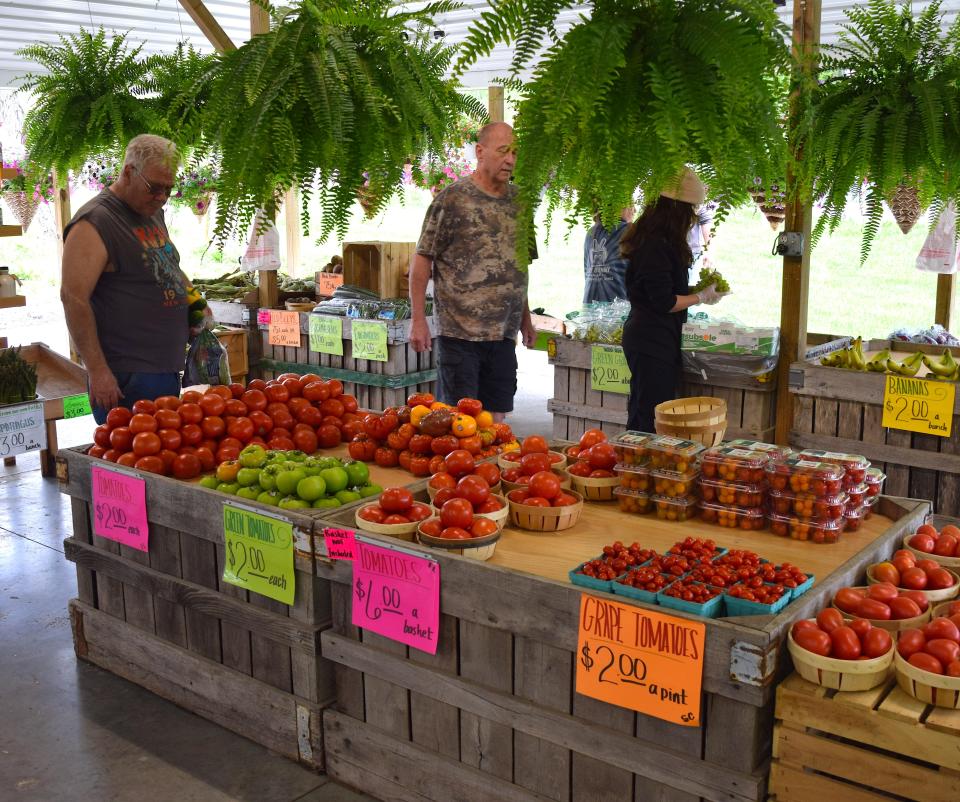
[185,328,231,386]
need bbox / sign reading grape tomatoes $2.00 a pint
[576,595,705,726]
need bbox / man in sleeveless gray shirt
[61,134,193,424]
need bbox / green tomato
[296,476,327,502]
[319,467,349,494]
[238,444,267,468]
[278,496,311,510]
[199,475,219,490]
[302,464,322,477]
[236,467,261,487]
[216,481,240,495]
[276,468,307,496]
[236,486,261,500]
[344,461,370,487]
[358,483,383,498]
[311,498,342,509]
[285,450,307,463]
[258,468,278,492]
[315,457,342,470]
[335,489,361,505]
[256,490,282,506]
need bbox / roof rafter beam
[179,0,236,52]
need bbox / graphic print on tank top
[135,223,184,307]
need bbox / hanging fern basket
[886,184,923,234]
[2,191,41,231]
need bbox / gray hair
[122,134,180,173]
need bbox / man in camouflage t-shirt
[410,122,536,421]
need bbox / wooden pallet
[770,672,960,802]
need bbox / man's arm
[520,298,536,349]
[60,221,121,410]
[409,253,433,352]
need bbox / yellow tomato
[410,404,432,427]
[475,410,493,429]
[215,459,240,482]
[451,413,477,437]
[430,401,453,411]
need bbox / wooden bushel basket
[895,651,960,708]
[508,491,584,532]
[832,586,930,632]
[867,564,960,604]
[654,396,727,447]
[788,625,893,691]
[416,518,501,561]
[564,470,620,501]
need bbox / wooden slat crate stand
[790,347,960,516]
[259,312,438,411]
[314,494,927,802]
[342,241,415,299]
[58,446,335,771]
[208,298,263,381]
[549,337,777,442]
[214,326,249,384]
[770,673,960,802]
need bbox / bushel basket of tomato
[507,478,584,532]
[832,582,932,632]
[894,616,960,707]
[564,439,620,501]
[866,551,960,603]
[416,515,502,562]
[355,486,432,540]
[903,521,960,568]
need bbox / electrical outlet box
[774,232,804,258]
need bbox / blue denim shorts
[91,371,181,424]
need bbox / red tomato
[428,455,446,474]
[179,423,203,447]
[87,445,106,459]
[227,383,245,399]
[520,452,552,476]
[471,518,499,537]
[791,620,820,638]
[926,568,957,591]
[901,567,929,590]
[301,382,329,402]
[456,397,483,417]
[909,652,944,674]
[933,534,958,557]
[923,617,960,644]
[129,413,158,434]
[429,472,457,490]
[268,437,295,451]
[105,407,132,428]
[134,455,166,474]
[578,428,606,450]
[867,581,899,603]
[848,618,871,640]
[156,409,184,431]
[793,628,832,657]
[900,590,929,613]
[157,428,182,451]
[291,428,317,454]
[888,596,922,620]
[419,518,443,537]
[455,475,491,507]
[115,451,136,467]
[441,527,473,540]
[946,660,960,677]
[440,497,473,529]
[193,447,214,471]
[529,470,561,500]
[857,598,892,621]
[585,442,617,471]
[909,533,936,553]
[198,394,226,417]
[131,431,161,456]
[227,416,255,443]
[178,403,203,425]
[248,410,274,438]
[380,488,414,513]
[507,488,530,503]
[444,449,476,477]
[830,626,862,660]
[432,488,456,508]
[317,424,341,449]
[862,628,892,659]
[893,555,916,576]
[520,435,548,456]
[552,492,579,507]
[340,394,358,413]
[180,390,203,404]
[358,505,386,523]
[382,514,411,525]
[206,385,233,400]
[407,455,434,475]
[407,503,433,522]
[94,424,112,448]
[375,447,399,468]
[320,398,345,418]
[296,405,323,428]
[474,462,501,487]
[241,389,268,412]
[926,638,960,667]
[430,434,460,456]
[224,399,248,418]
[834,587,866,614]
[264,383,290,404]
[158,449,178,471]
[567,461,593,477]
[475,496,503,514]
[897,628,927,660]
[131,399,157,415]
[409,434,434,455]
[816,608,845,634]
[200,416,226,440]
[109,426,133,453]
[523,497,551,507]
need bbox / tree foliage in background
[456,0,791,260]
[183,0,486,244]
[797,0,960,264]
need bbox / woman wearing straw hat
[619,168,723,431]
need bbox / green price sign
[309,314,343,356]
[222,504,295,604]
[351,320,388,362]
[591,346,632,394]
[63,393,93,419]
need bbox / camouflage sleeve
[415,193,448,259]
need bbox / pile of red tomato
[507,469,579,508]
[792,609,893,660]
[564,429,618,478]
[428,450,502,493]
[356,487,432,526]
[871,548,958,592]
[907,522,960,558]
[87,374,360,477]
[897,609,960,676]
[420,498,502,540]
[501,435,565,484]
[347,393,517,476]
[834,582,930,622]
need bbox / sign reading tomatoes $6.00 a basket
[576,595,706,726]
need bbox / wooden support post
[179,0,236,52]
[284,187,301,277]
[935,274,955,330]
[251,1,270,37]
[488,85,505,122]
[775,0,821,444]
[51,168,83,364]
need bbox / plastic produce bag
[916,202,959,274]
[185,329,231,386]
[241,212,281,271]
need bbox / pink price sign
[257,309,271,325]
[352,540,440,654]
[91,465,149,551]
[324,528,356,561]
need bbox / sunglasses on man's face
[133,166,174,197]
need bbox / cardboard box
[681,320,779,357]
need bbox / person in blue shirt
[583,205,634,303]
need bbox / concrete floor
[0,347,553,802]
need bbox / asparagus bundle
[0,346,38,404]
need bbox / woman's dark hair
[620,196,697,265]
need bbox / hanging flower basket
[749,181,787,230]
[191,192,213,217]
[886,183,922,234]
[2,190,41,231]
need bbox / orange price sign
[317,273,344,296]
[576,594,705,726]
[268,310,301,346]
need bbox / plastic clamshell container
[798,449,870,485]
[614,463,651,492]
[765,458,845,497]
[611,430,654,466]
[569,558,617,592]
[613,486,654,515]
[698,500,765,530]
[865,467,886,497]
[699,446,770,483]
[645,435,704,473]
[844,504,867,532]
[845,483,868,507]
[767,511,844,543]
[653,494,698,522]
[724,438,793,461]
[651,467,699,498]
[767,487,848,520]
[724,583,792,616]
[612,569,674,603]
[657,581,724,618]
[697,476,765,508]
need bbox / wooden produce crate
[770,673,960,802]
[790,354,960,517]
[549,336,777,442]
[313,490,928,802]
[58,445,337,771]
[208,299,263,381]
[214,327,249,384]
[259,312,437,411]
[342,241,415,299]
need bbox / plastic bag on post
[241,211,281,272]
[682,350,779,384]
[916,202,959,274]
[185,328,231,386]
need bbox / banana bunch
[820,337,867,370]
[921,349,959,381]
[819,340,960,380]
[0,346,38,405]
[886,351,924,377]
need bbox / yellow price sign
[591,346,632,394]
[882,375,955,437]
[309,314,343,355]
[222,504,295,604]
